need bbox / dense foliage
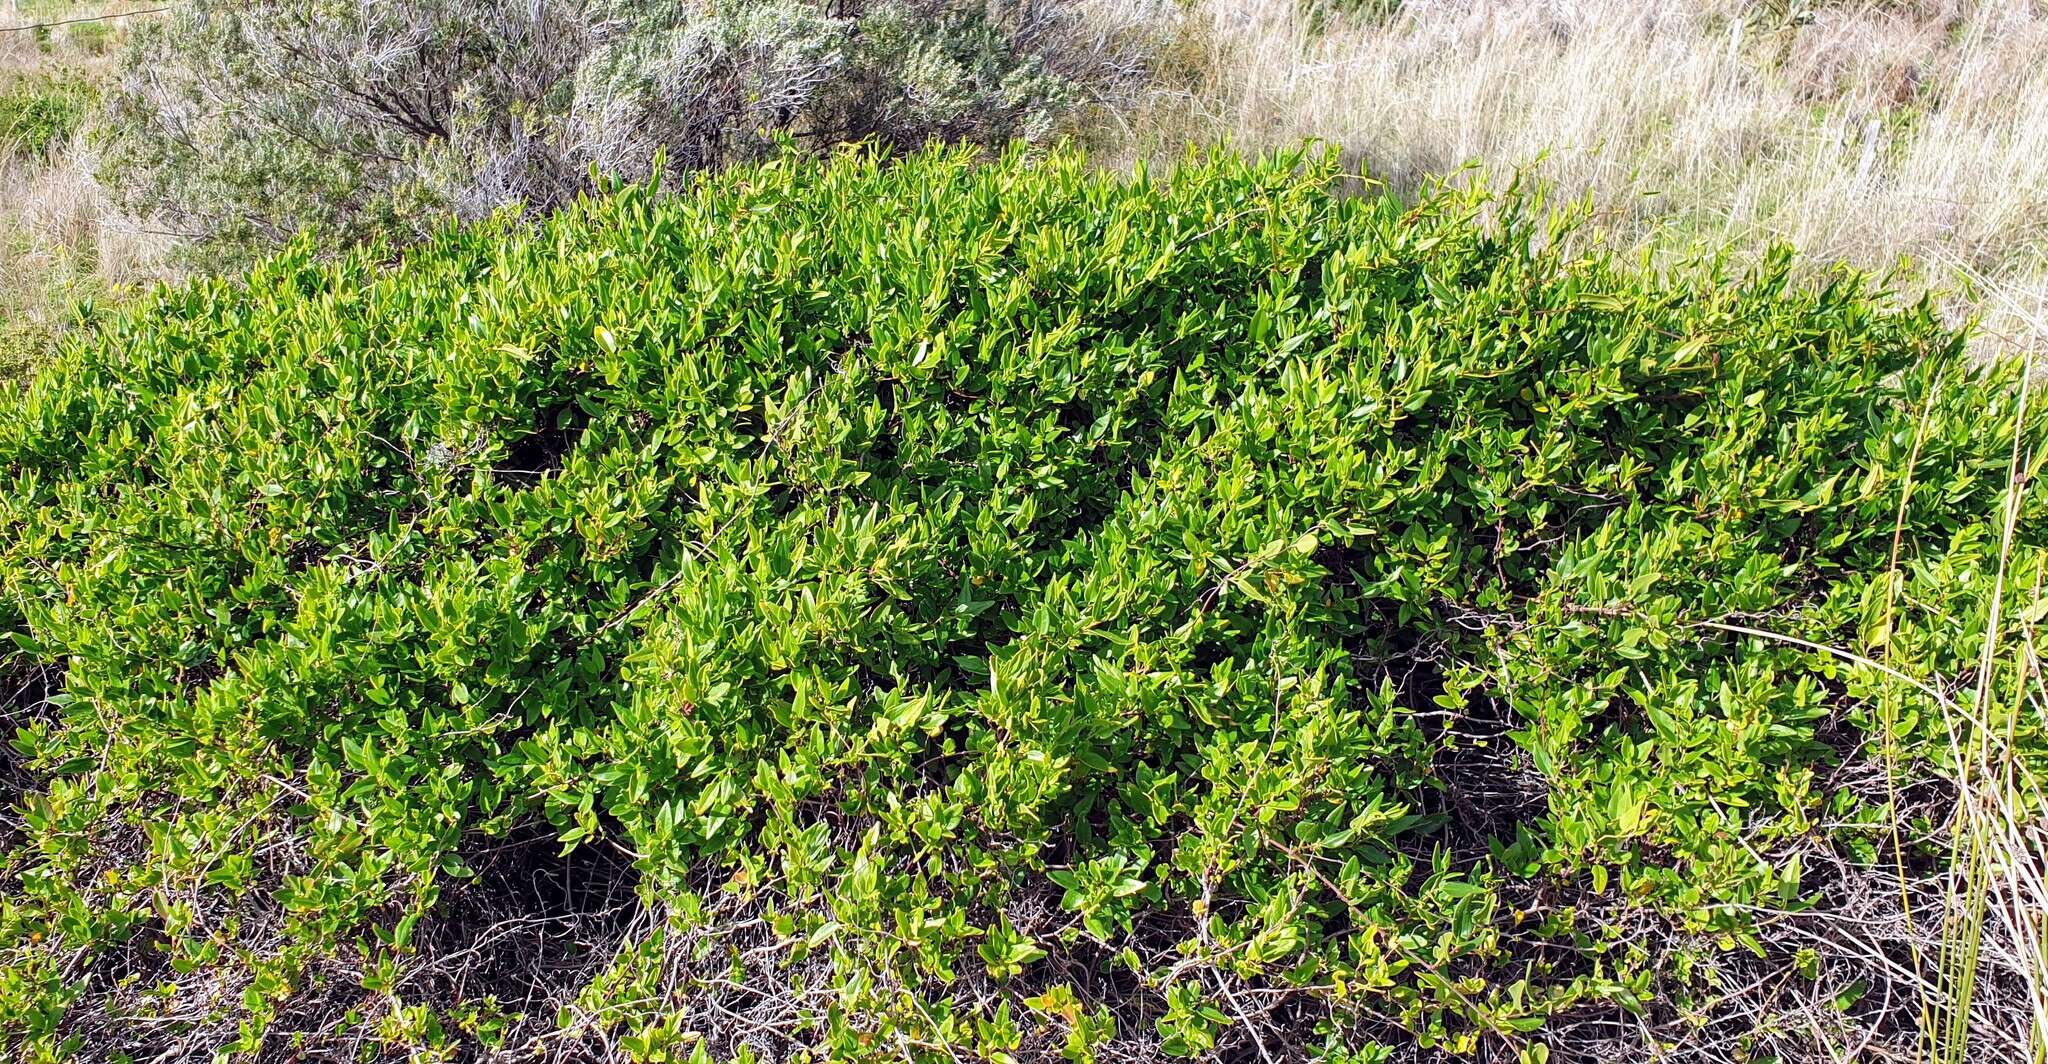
[0,70,93,162]
[0,146,2041,1061]
[101,0,1150,259]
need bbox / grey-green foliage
[102,0,1152,259]
[104,0,588,255]
[568,0,858,177]
[567,0,1152,171]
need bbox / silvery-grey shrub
[104,0,1156,258]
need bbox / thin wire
[0,6,166,33]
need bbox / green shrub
[101,0,1152,260]
[0,72,94,161]
[0,145,2040,1060]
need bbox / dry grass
[1943,297,2048,1061]
[1124,0,2048,360]
[0,0,173,379]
